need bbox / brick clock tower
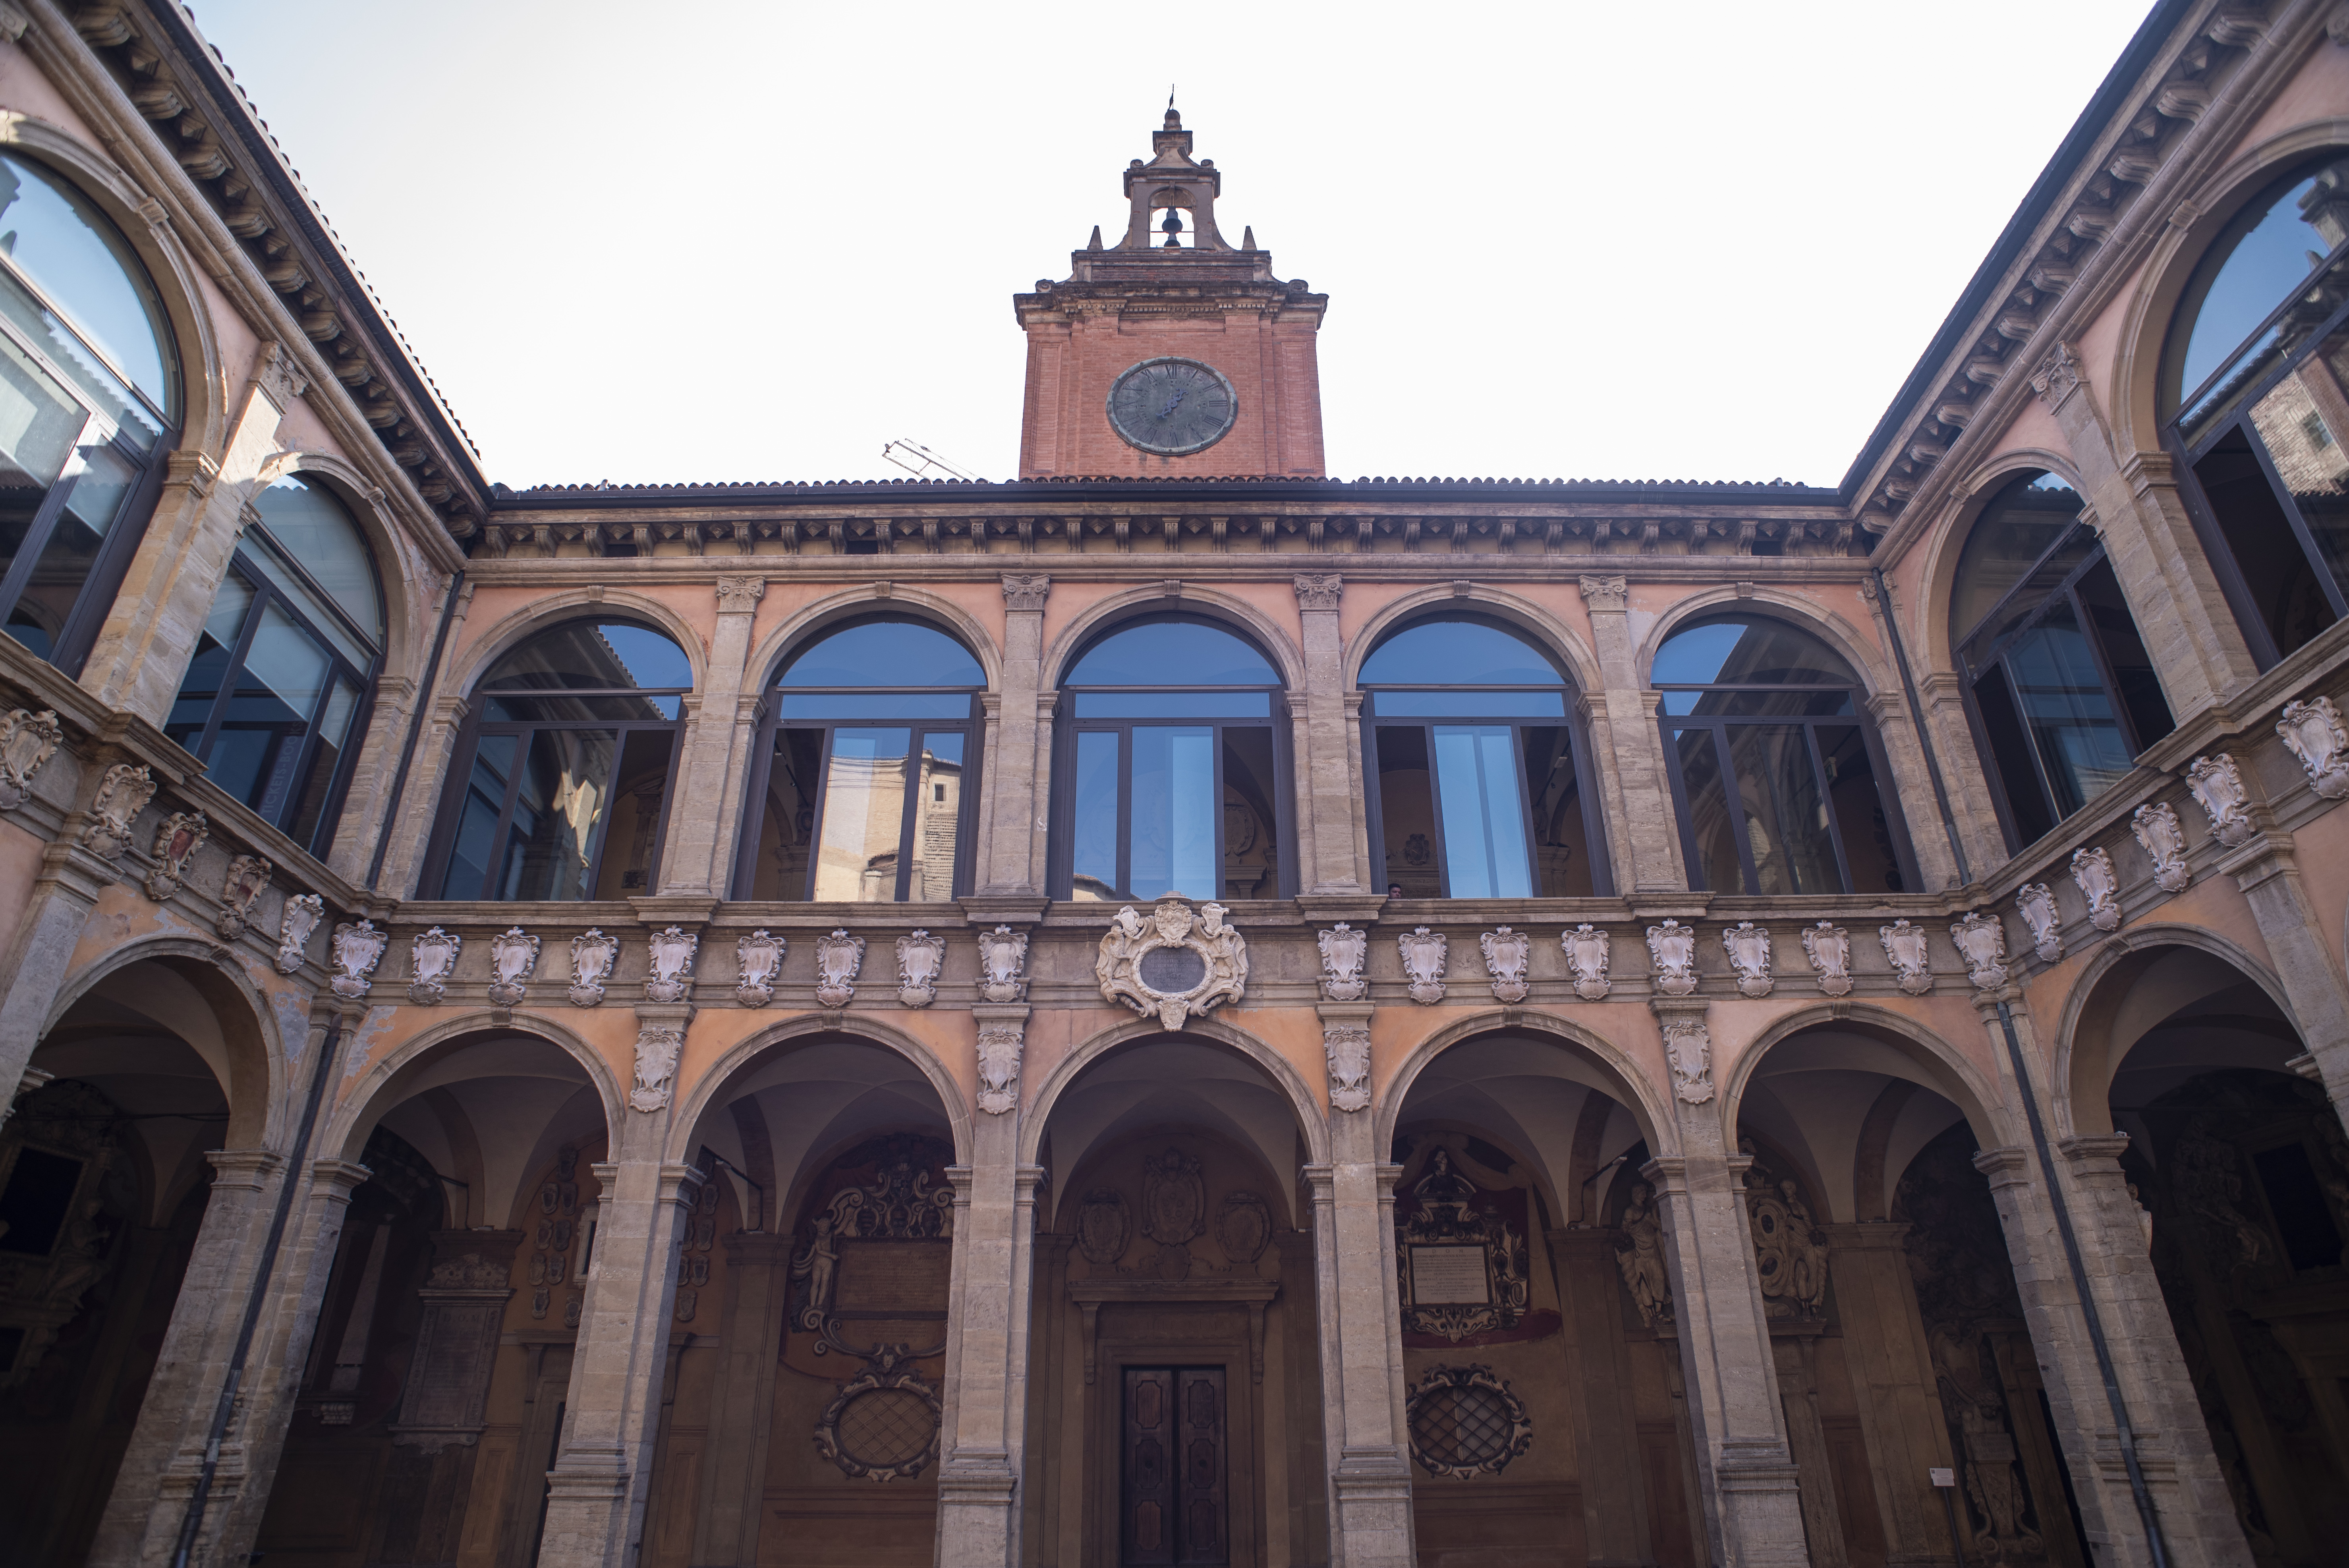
[1014,107,1329,478]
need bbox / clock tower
[1013,107,1329,478]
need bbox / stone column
[1826,1221,1961,1568]
[1293,574,1364,892]
[1307,1079,1415,1568]
[934,1052,1041,1568]
[0,799,128,1126]
[1549,1226,1653,1568]
[659,575,766,896]
[975,574,1050,894]
[1579,574,1686,890]
[374,582,477,898]
[2215,827,2349,1132]
[1644,998,1808,1568]
[691,1231,791,1567]
[537,1037,703,1568]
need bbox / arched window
[2165,150,2349,664]
[424,621,691,901]
[1953,471,2175,849]
[1654,616,1916,895]
[0,152,180,672]
[164,475,384,855]
[1051,616,1292,902]
[1359,616,1610,897]
[734,618,984,901]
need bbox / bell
[1160,208,1184,247]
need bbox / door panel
[1123,1366,1227,1567]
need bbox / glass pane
[779,619,983,687]
[748,727,822,899]
[1220,727,1278,900]
[906,731,966,900]
[2167,153,2349,420]
[4,437,131,658]
[1375,725,1439,898]
[1818,725,1903,894]
[810,728,910,901]
[1520,726,1594,897]
[439,733,519,900]
[1368,690,1565,718]
[2005,597,2136,819]
[777,692,970,720]
[1067,619,1278,686]
[1951,471,2092,647]
[1652,617,1858,686]
[165,568,254,750]
[2192,425,2336,657]
[1672,728,1743,893]
[2251,338,2349,610]
[1070,730,1120,902]
[483,693,682,722]
[482,620,690,695]
[1974,668,2055,848]
[0,153,176,422]
[591,730,676,898]
[240,532,371,669]
[0,264,160,452]
[2073,558,2175,749]
[211,601,333,821]
[1129,725,1216,900]
[1724,725,1840,895]
[1659,689,1853,718]
[1073,691,1269,718]
[497,728,618,901]
[251,476,382,650]
[1431,725,1533,898]
[286,676,361,852]
[1360,618,1562,684]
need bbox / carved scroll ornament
[2278,694,2349,799]
[487,927,541,1006]
[2131,801,2191,894]
[1324,1022,1372,1114]
[1800,921,1852,997]
[1096,900,1247,1030]
[0,707,62,810]
[1404,1364,1534,1481]
[976,925,1028,1002]
[1647,919,1698,997]
[1949,912,2008,990]
[408,927,462,1005]
[1398,926,1448,1005]
[2071,846,2121,932]
[2185,753,2254,847]
[276,892,323,974]
[1316,923,1367,1002]
[643,925,699,1003]
[1561,923,1610,1000]
[81,763,155,858]
[331,919,388,999]
[216,854,272,940]
[144,810,208,900]
[1478,926,1530,1003]
[896,930,944,1008]
[2016,883,2062,963]
[976,1022,1022,1115]
[1720,921,1773,999]
[629,1025,684,1112]
[736,929,784,1006]
[1663,1016,1713,1105]
[1880,919,1934,995]
[569,929,618,1006]
[815,929,865,1008]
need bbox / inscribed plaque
[1409,1245,1491,1305]
[835,1240,952,1313]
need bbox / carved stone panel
[1561,923,1610,1000]
[896,930,944,1007]
[1478,927,1530,1003]
[1397,926,1448,1005]
[1096,900,1247,1029]
[1316,923,1368,1002]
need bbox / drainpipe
[365,567,466,892]
[1866,563,2171,1568]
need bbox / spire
[1088,224,1103,251]
[1241,225,1255,251]
[1166,84,1179,130]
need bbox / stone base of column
[935,1450,1018,1568]
[536,1450,632,1568]
[1333,1447,1415,1568]
[1713,1439,1809,1568]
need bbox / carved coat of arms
[1096,900,1247,1030]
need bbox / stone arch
[2108,118,2349,457]
[666,1013,972,1169]
[1375,1010,1674,1162]
[1907,447,2092,666]
[445,587,711,697]
[41,937,288,1151]
[251,448,437,683]
[1018,1014,1330,1170]
[322,1011,625,1167]
[1343,582,1604,695]
[744,583,1004,691]
[2053,921,2298,1140]
[1634,589,1895,700]
[1041,583,1306,693]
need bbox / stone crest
[0,707,62,810]
[1076,1190,1131,1265]
[1949,911,2008,990]
[629,1025,684,1112]
[1216,1192,1272,1263]
[276,892,323,975]
[1397,926,1448,1005]
[1720,921,1773,999]
[81,763,155,858]
[144,810,208,900]
[1800,922,1852,997]
[569,929,618,1006]
[1096,900,1247,1030]
[1647,919,1698,996]
[815,930,865,1007]
[976,1022,1023,1115]
[2071,846,2121,932]
[487,927,541,1006]
[1141,1147,1206,1246]
[408,927,462,1005]
[1316,923,1367,1001]
[1561,924,1610,1000]
[1880,919,1934,995]
[1324,1022,1372,1114]
[1741,1150,1829,1319]
[2016,883,2062,963]
[976,925,1028,1002]
[643,925,699,1003]
[331,919,388,999]
[216,854,272,940]
[2131,801,2191,894]
[2278,694,2349,799]
[736,930,784,1007]
[2185,753,2254,847]
[1478,927,1530,1003]
[895,930,944,1007]
[1662,1016,1713,1104]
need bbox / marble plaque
[1409,1245,1490,1305]
[835,1240,952,1313]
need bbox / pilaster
[2215,831,2349,1132]
[0,831,124,1126]
[1293,574,1363,892]
[1309,1097,1416,1568]
[933,1110,1041,1568]
[659,575,766,894]
[1579,574,1686,889]
[979,574,1049,894]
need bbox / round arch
[746,583,1004,693]
[1018,1016,1330,1169]
[1375,1010,1674,1161]
[253,450,435,683]
[667,1013,973,1168]
[323,1012,626,1166]
[446,589,711,698]
[2052,922,2299,1139]
[1635,590,1895,699]
[1906,448,2091,665]
[1719,1001,2011,1155]
[1041,585,1305,693]
[41,937,288,1151]
[1344,584,1603,694]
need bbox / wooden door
[1122,1366,1227,1566]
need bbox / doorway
[1122,1366,1228,1566]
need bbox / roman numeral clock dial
[1106,357,1238,456]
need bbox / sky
[185,0,2160,491]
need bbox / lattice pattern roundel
[1404,1363,1533,1481]
[837,1386,937,1471]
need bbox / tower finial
[1164,85,1180,130]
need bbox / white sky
[187,0,2157,490]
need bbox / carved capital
[256,341,310,407]
[714,575,767,612]
[1292,573,1343,611]
[1001,573,1051,612]
[2029,342,2082,409]
[1577,575,1628,611]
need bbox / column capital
[1578,574,1629,611]
[1001,572,1051,611]
[2057,1132,2133,1167]
[656,1163,709,1207]
[713,575,767,613]
[1292,572,1343,610]
[1639,1155,1689,1191]
[207,1148,285,1192]
[1970,1145,2033,1188]
[308,1158,374,1199]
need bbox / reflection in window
[1055,616,1291,902]
[736,618,981,901]
[0,153,179,672]
[1362,617,1606,897]
[1952,472,2175,850]
[165,477,382,856]
[429,621,690,900]
[1655,616,1915,895]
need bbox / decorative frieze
[896,931,944,1007]
[2071,846,2121,932]
[570,929,618,1006]
[976,1020,1023,1115]
[80,763,155,858]
[143,811,207,900]
[408,928,461,1005]
[1316,923,1368,1002]
[1720,921,1773,999]
[815,929,865,1008]
[2016,883,2062,963]
[643,926,699,1003]
[2278,695,2349,799]
[977,925,1029,1002]
[628,1025,684,1113]
[1661,1015,1713,1105]
[276,892,323,974]
[1096,900,1248,1030]
[1647,919,1698,997]
[2185,753,2254,846]
[487,928,541,1006]
[1800,922,1852,997]
[0,708,62,810]
[1324,1022,1372,1114]
[1397,926,1448,1005]
[1879,919,1934,995]
[216,854,271,940]
[1478,927,1529,1003]
[1948,911,2008,991]
[736,930,784,1007]
[331,919,388,999]
[1561,924,1610,1000]
[2131,801,2191,894]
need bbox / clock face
[1106,357,1238,456]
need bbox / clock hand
[1156,388,1187,419]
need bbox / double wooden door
[1120,1366,1228,1566]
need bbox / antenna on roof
[882,439,981,483]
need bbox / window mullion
[893,732,924,902]
[1422,722,1453,898]
[1995,656,2064,835]
[2239,417,2349,620]
[195,566,272,761]
[1714,724,1762,896]
[804,725,838,902]
[1804,723,1856,895]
